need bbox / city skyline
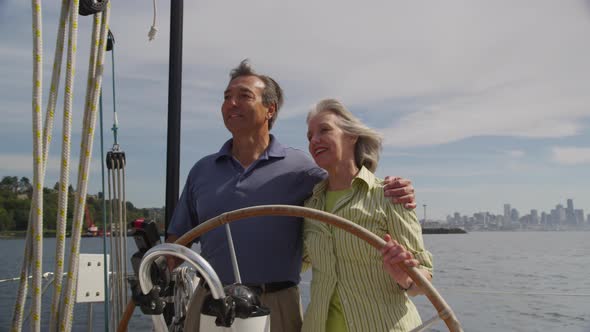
[439,197,588,229]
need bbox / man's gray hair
[307,98,383,172]
[229,59,284,130]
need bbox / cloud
[3,0,590,213]
[551,147,590,165]
[165,0,590,148]
[506,150,525,158]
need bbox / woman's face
[307,111,357,171]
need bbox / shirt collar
[353,166,377,189]
[311,165,376,196]
[214,134,286,161]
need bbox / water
[1,232,589,331]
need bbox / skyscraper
[556,204,566,224]
[574,209,584,224]
[566,199,575,224]
[504,204,511,223]
[511,208,520,223]
[531,209,539,224]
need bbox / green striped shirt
[302,166,434,332]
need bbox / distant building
[541,211,548,225]
[439,200,588,230]
[504,204,511,222]
[566,199,575,224]
[511,208,519,223]
[531,209,539,224]
[556,204,566,224]
[454,212,461,225]
[574,209,584,224]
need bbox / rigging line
[28,0,45,330]
[113,160,124,320]
[107,155,118,328]
[50,0,80,330]
[1,272,65,284]
[99,90,110,332]
[60,4,112,330]
[110,38,119,147]
[2,272,114,284]
[13,1,76,329]
[24,274,58,324]
[121,164,128,305]
[57,10,102,331]
[107,156,129,329]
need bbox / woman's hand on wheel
[380,234,419,289]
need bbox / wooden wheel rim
[118,204,463,332]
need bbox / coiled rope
[58,3,111,331]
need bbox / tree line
[0,176,163,234]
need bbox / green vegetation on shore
[0,175,164,235]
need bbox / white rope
[11,214,33,331]
[49,0,79,330]
[28,0,45,330]
[57,8,101,331]
[147,0,158,41]
[59,4,112,331]
[12,1,74,328]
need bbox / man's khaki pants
[183,285,303,332]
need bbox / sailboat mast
[165,0,183,239]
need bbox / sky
[1,0,589,220]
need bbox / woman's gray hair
[307,98,383,172]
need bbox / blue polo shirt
[168,135,326,285]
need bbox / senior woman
[302,99,433,332]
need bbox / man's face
[222,75,274,135]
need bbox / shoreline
[422,227,467,234]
